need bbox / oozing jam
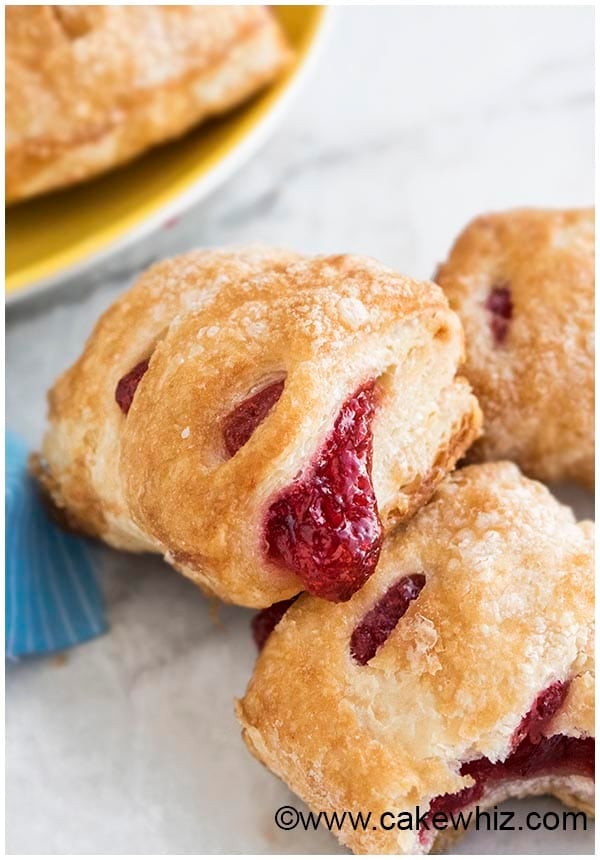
[251,596,298,651]
[421,681,594,841]
[115,359,150,414]
[350,574,426,665]
[223,379,285,457]
[485,284,513,345]
[264,381,382,602]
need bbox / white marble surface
[6,6,594,855]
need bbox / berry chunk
[115,358,150,414]
[350,574,426,665]
[223,380,285,457]
[265,381,382,602]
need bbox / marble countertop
[6,7,594,854]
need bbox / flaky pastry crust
[435,208,594,488]
[35,247,481,607]
[6,5,291,202]
[237,463,594,853]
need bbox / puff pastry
[435,208,594,488]
[35,247,481,608]
[238,463,594,854]
[6,5,291,202]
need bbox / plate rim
[5,6,334,305]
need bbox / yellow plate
[6,6,329,301]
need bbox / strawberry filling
[350,574,426,665]
[115,359,150,414]
[511,681,568,746]
[485,285,513,344]
[251,596,299,651]
[422,682,594,841]
[223,380,285,457]
[264,381,382,602]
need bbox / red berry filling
[350,574,426,665]
[251,596,298,651]
[264,381,382,602]
[421,681,593,842]
[115,358,150,414]
[485,284,513,344]
[223,380,285,457]
[511,681,569,746]
[422,735,593,841]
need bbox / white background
[6,6,594,854]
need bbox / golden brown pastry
[238,463,594,854]
[6,5,291,202]
[35,247,481,607]
[435,208,594,488]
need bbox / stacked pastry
[6,6,291,202]
[36,209,594,854]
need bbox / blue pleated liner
[6,431,107,660]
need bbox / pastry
[34,247,482,608]
[6,6,291,202]
[238,463,594,854]
[435,208,594,487]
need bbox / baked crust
[435,208,594,488]
[6,5,291,202]
[36,247,481,607]
[237,463,594,853]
